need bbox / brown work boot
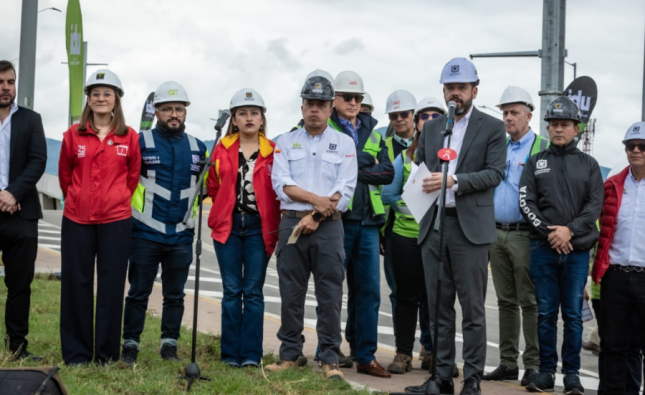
[387,353,412,374]
[357,359,392,378]
[264,360,297,373]
[419,346,425,360]
[322,363,345,380]
[421,352,434,371]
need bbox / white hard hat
[230,88,266,113]
[305,69,334,85]
[623,121,645,143]
[362,92,374,111]
[153,81,191,107]
[496,86,534,111]
[84,69,124,97]
[334,71,364,94]
[439,58,479,86]
[415,97,446,115]
[385,90,416,114]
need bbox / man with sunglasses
[483,86,546,387]
[328,70,394,378]
[591,122,645,395]
[520,96,603,394]
[122,81,209,364]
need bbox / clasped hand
[547,225,573,254]
[0,191,19,214]
[422,173,455,194]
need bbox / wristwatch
[311,210,325,222]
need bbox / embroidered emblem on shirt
[117,145,129,157]
[77,145,86,158]
[329,144,337,150]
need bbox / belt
[496,222,531,232]
[281,210,342,221]
[609,264,645,273]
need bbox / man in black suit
[0,60,47,360]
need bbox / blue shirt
[338,116,362,146]
[494,129,535,224]
[381,153,405,211]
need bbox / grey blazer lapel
[456,107,483,172]
[9,108,23,162]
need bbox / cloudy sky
[3,0,644,169]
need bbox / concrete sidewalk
[35,246,526,394]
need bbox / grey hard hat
[301,76,335,101]
[544,96,581,123]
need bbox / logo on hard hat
[349,81,357,85]
[451,65,460,73]
[393,100,400,109]
[634,126,641,133]
[555,103,562,109]
[246,92,253,98]
[168,89,178,96]
[315,83,322,89]
[96,73,105,80]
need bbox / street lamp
[565,61,577,80]
[38,7,61,13]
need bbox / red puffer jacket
[592,166,630,284]
[207,133,281,256]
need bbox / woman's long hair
[78,88,128,136]
[224,107,267,137]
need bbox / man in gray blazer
[405,58,506,395]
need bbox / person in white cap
[58,69,142,365]
[405,58,506,395]
[591,121,645,395]
[121,81,209,365]
[483,86,547,387]
[361,92,374,115]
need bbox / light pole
[565,61,577,80]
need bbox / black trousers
[600,269,645,394]
[0,212,38,352]
[60,216,132,364]
[390,232,425,356]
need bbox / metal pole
[538,0,567,136]
[82,41,88,111]
[642,23,645,122]
[17,0,38,109]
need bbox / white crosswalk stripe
[37,220,62,251]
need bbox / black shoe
[338,352,353,368]
[160,342,181,361]
[11,349,43,362]
[521,369,539,387]
[349,348,356,362]
[121,344,139,365]
[296,352,308,367]
[453,364,460,378]
[563,373,584,395]
[526,372,555,393]
[482,365,519,381]
[405,376,454,394]
[460,377,481,395]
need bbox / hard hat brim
[85,84,124,98]
[497,102,535,112]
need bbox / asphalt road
[39,209,619,394]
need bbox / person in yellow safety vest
[326,70,394,377]
[361,92,374,116]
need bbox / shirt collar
[510,128,535,148]
[10,101,18,115]
[393,132,414,147]
[456,105,473,125]
[338,116,361,132]
[628,166,640,184]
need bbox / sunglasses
[625,142,645,152]
[388,111,411,121]
[419,113,442,121]
[340,93,363,103]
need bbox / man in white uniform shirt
[265,76,357,381]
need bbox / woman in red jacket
[207,88,280,368]
[58,69,141,365]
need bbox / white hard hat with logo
[362,92,374,111]
[439,58,479,86]
[415,97,446,115]
[230,88,266,113]
[153,81,191,107]
[385,90,416,114]
[84,69,124,97]
[496,86,534,111]
[623,121,645,143]
[305,69,334,85]
[334,71,364,94]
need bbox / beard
[158,118,185,134]
[0,94,15,109]
[455,97,473,115]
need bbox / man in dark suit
[405,58,506,395]
[0,60,47,360]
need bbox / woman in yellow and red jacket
[58,69,141,365]
[207,88,280,368]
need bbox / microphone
[445,101,457,134]
[214,109,231,133]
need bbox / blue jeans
[343,221,381,365]
[213,213,269,367]
[529,240,589,374]
[123,237,193,343]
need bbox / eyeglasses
[419,113,441,121]
[625,142,645,152]
[339,93,363,104]
[159,107,186,116]
[388,111,411,121]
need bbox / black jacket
[518,140,603,251]
[4,106,47,220]
[329,110,394,226]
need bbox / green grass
[0,274,370,394]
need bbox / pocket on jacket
[288,150,306,179]
[321,153,342,182]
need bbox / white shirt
[441,105,472,207]
[0,102,19,190]
[609,167,645,267]
[271,125,358,212]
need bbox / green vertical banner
[65,0,84,125]
[139,92,156,132]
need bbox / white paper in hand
[401,162,439,223]
[403,162,419,192]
